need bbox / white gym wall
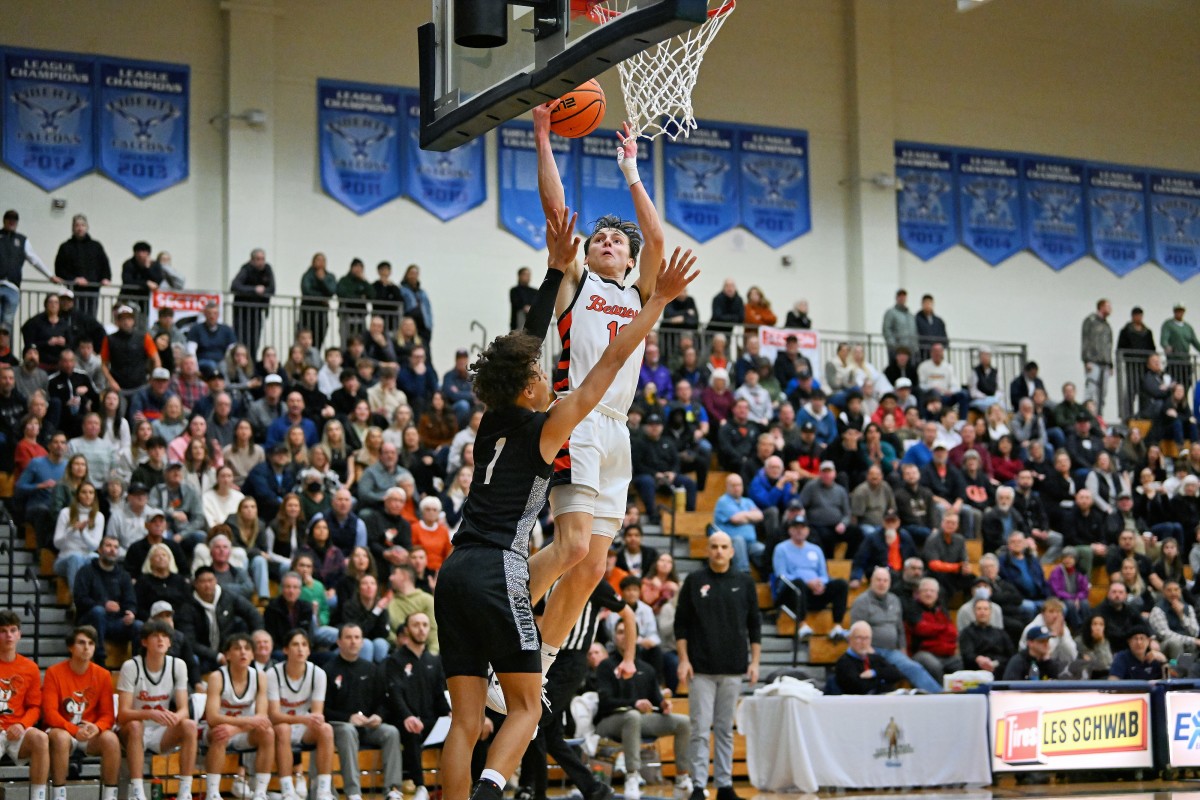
[2,0,1197,389]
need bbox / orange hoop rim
[570,0,735,24]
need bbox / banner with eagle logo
[2,48,96,191]
[663,122,739,243]
[317,78,405,215]
[738,125,810,248]
[97,56,189,197]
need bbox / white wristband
[618,151,640,187]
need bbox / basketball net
[573,0,735,140]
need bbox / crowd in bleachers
[2,207,1200,799]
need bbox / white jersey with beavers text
[266,662,326,718]
[554,269,644,414]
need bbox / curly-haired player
[435,206,696,800]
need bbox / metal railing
[16,280,1030,404]
[1115,348,1200,421]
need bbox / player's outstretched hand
[545,206,581,272]
[651,247,699,304]
[616,121,638,162]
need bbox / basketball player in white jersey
[266,627,336,800]
[529,104,665,672]
[203,634,275,800]
[116,620,199,800]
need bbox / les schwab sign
[991,691,1151,772]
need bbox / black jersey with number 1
[453,404,552,557]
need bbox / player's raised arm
[618,122,665,304]
[533,103,568,217]
[540,247,699,462]
[521,207,578,339]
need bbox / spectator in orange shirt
[605,546,631,594]
[412,496,452,571]
[743,286,777,330]
[0,609,50,800]
[43,625,120,800]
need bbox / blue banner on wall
[497,122,577,249]
[1149,172,1200,282]
[1087,165,1150,276]
[1022,157,1087,270]
[317,79,404,215]
[2,48,96,191]
[97,57,189,197]
[664,123,739,243]
[403,93,485,221]
[894,143,957,260]
[956,150,1024,265]
[579,130,653,234]
[738,125,810,248]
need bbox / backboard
[419,0,708,151]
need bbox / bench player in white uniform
[116,620,199,800]
[203,634,276,800]
[528,106,666,674]
[266,628,335,800]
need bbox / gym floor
[734,786,1200,799]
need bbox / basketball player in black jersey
[436,206,697,800]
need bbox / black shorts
[435,545,541,679]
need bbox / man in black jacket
[230,248,276,356]
[1093,582,1140,648]
[179,567,263,673]
[675,532,760,800]
[54,214,111,319]
[1062,488,1109,574]
[385,612,450,800]
[631,413,696,525]
[73,535,140,664]
[707,280,743,333]
[325,623,404,800]
[263,573,317,656]
[594,618,691,800]
[45,348,98,438]
[363,488,414,575]
[834,622,905,694]
[119,241,164,321]
[958,597,1013,677]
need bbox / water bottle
[1029,661,1040,681]
[150,778,164,800]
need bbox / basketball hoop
[570,0,735,140]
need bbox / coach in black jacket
[675,531,760,800]
[385,611,449,793]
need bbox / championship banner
[1149,172,1200,282]
[956,149,1025,265]
[97,57,189,197]
[403,93,486,221]
[2,48,96,191]
[756,327,823,386]
[664,122,739,243]
[579,129,653,234]
[991,690,1152,772]
[497,121,577,249]
[1087,165,1150,276]
[894,143,957,260]
[1165,691,1200,767]
[1023,157,1087,270]
[317,79,404,215]
[738,125,810,248]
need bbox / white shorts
[143,722,169,754]
[549,407,630,534]
[288,723,308,746]
[202,726,253,751]
[0,730,29,766]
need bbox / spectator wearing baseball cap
[127,366,178,424]
[441,347,477,427]
[797,461,861,560]
[772,514,850,641]
[1108,622,1167,680]
[148,460,208,547]
[631,411,697,526]
[106,482,156,559]
[124,507,187,579]
[1001,623,1063,681]
[100,302,160,395]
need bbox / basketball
[549,79,606,138]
